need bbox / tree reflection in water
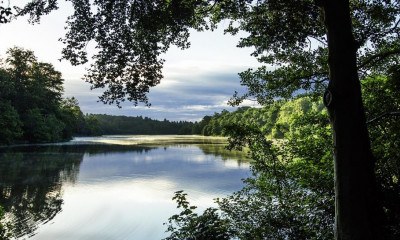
[0,145,83,238]
[0,144,157,238]
[0,139,248,239]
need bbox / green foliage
[83,115,101,136]
[362,71,400,239]
[0,102,22,145]
[22,109,65,143]
[53,0,213,106]
[222,113,333,239]
[91,114,195,135]
[58,97,82,139]
[216,0,400,106]
[3,1,400,237]
[4,47,63,114]
[167,109,335,239]
[22,108,50,143]
[166,83,399,238]
[0,47,92,144]
[192,96,325,139]
[164,191,234,240]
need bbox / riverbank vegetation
[165,71,400,239]
[0,48,99,145]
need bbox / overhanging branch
[358,49,400,70]
[367,111,400,124]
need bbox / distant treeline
[92,114,195,135]
[89,96,324,138]
[0,48,98,145]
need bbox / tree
[5,48,64,114]
[362,71,400,239]
[5,0,400,238]
[0,1,12,24]
[0,101,22,145]
[0,47,87,143]
[59,97,82,139]
[84,114,101,136]
[0,67,23,145]
[23,108,55,143]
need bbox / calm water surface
[0,135,250,239]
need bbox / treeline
[189,96,325,138]
[88,97,325,137]
[91,114,195,135]
[0,47,98,145]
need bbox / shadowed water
[0,135,250,239]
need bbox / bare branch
[309,35,327,46]
[367,111,400,124]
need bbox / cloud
[64,68,258,121]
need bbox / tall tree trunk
[321,0,383,239]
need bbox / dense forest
[84,97,323,137]
[91,114,195,135]
[0,47,98,145]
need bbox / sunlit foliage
[166,109,335,239]
[166,85,400,238]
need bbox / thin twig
[367,111,400,124]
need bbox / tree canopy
[0,47,99,144]
[2,0,398,107]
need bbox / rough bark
[321,0,383,239]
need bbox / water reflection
[0,136,250,239]
[0,146,83,238]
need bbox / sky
[0,1,261,121]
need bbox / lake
[0,135,251,240]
